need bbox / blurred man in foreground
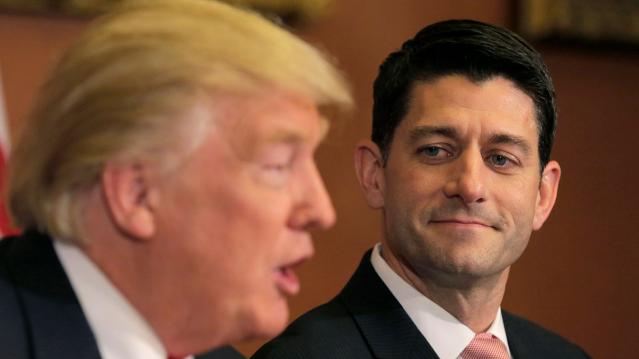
[0,0,351,358]
[254,19,589,358]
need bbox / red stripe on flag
[0,146,19,236]
[0,69,19,238]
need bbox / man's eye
[260,145,295,175]
[259,162,293,187]
[418,145,450,158]
[423,146,440,156]
[488,154,511,167]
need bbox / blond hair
[8,0,351,241]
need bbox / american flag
[0,69,18,237]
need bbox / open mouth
[274,256,309,296]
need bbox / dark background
[1,1,637,357]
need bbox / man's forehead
[241,107,326,144]
[412,75,533,107]
[394,76,539,150]
[405,76,535,125]
[208,90,326,150]
[243,121,326,162]
[262,117,329,143]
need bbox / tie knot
[475,332,496,340]
[460,333,510,359]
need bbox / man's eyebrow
[408,126,533,154]
[408,125,460,144]
[267,130,305,144]
[265,117,329,145]
[487,133,532,155]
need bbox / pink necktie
[460,332,510,359]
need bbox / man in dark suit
[0,0,351,358]
[254,20,590,358]
[0,231,243,359]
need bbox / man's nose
[443,149,486,204]
[290,161,336,231]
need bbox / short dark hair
[372,19,556,169]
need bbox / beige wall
[1,1,637,357]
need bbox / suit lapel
[502,311,531,359]
[4,231,102,359]
[338,250,439,359]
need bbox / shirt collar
[370,243,511,359]
[54,240,170,359]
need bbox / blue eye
[419,145,450,157]
[416,145,453,164]
[422,146,441,156]
[489,154,510,167]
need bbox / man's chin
[240,302,290,341]
[433,259,510,282]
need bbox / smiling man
[0,0,351,358]
[254,20,589,359]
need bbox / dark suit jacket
[253,249,590,359]
[0,231,244,359]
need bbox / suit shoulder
[0,237,31,358]
[0,235,16,258]
[0,237,22,310]
[252,298,370,359]
[503,311,591,358]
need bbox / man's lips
[274,256,311,296]
[430,218,495,229]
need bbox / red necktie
[460,332,510,359]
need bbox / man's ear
[354,139,386,209]
[533,160,561,231]
[100,160,158,239]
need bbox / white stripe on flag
[0,67,15,237]
[0,68,10,155]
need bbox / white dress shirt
[55,240,191,359]
[371,243,511,359]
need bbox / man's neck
[380,245,509,333]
